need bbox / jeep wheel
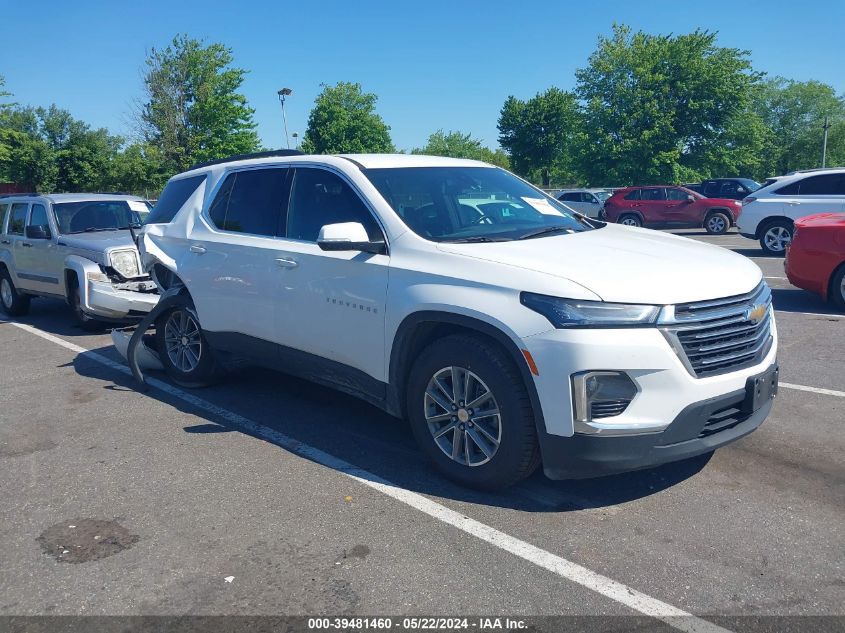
[155,296,219,388]
[760,219,793,256]
[0,268,31,317]
[69,282,104,331]
[704,212,730,235]
[618,214,642,228]
[406,334,540,490]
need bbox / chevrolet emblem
[746,303,767,324]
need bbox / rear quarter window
[145,174,207,225]
[623,190,641,201]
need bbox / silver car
[555,189,609,218]
[0,194,159,329]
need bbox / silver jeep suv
[0,193,159,328]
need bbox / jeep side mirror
[25,225,50,239]
[317,222,385,255]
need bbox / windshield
[364,167,597,242]
[737,178,761,192]
[52,200,149,234]
[594,190,612,202]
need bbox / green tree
[751,78,845,174]
[138,35,260,174]
[497,88,580,186]
[413,129,509,168]
[576,24,760,185]
[301,82,393,154]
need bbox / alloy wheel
[621,217,640,226]
[763,226,791,252]
[164,309,203,373]
[423,366,502,467]
[707,216,726,233]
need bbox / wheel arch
[755,215,793,240]
[387,311,545,433]
[617,211,644,225]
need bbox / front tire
[704,211,730,235]
[69,280,104,331]
[0,268,31,317]
[406,334,540,490]
[154,295,219,388]
[759,219,793,256]
[618,214,642,228]
[830,264,845,312]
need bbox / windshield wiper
[442,236,509,243]
[65,227,128,234]
[517,226,575,240]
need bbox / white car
[0,194,159,327]
[129,151,778,489]
[738,168,845,255]
[556,189,606,218]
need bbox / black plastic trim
[189,150,304,171]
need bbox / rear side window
[146,175,207,225]
[0,203,8,233]
[207,168,289,236]
[8,203,28,235]
[286,168,382,242]
[640,188,665,201]
[623,189,641,201]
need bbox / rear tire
[406,333,541,490]
[618,214,642,228]
[704,211,730,235]
[830,264,845,312]
[154,295,220,388]
[0,268,31,317]
[759,219,793,256]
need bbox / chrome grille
[661,282,773,378]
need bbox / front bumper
[541,364,777,479]
[85,279,159,320]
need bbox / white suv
[738,168,845,255]
[130,151,778,489]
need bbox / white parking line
[763,276,787,280]
[4,319,729,633]
[774,310,845,319]
[781,382,845,398]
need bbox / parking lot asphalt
[1,229,843,628]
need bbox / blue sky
[3,0,844,151]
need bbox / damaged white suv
[129,151,778,489]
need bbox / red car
[785,212,845,310]
[602,185,742,234]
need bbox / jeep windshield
[53,200,151,234]
[364,167,597,242]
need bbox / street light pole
[821,116,830,168]
[277,87,293,149]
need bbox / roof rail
[0,192,39,198]
[785,166,845,175]
[188,149,304,171]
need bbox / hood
[437,224,762,305]
[59,230,137,253]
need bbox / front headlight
[109,250,141,278]
[520,292,660,328]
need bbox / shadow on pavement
[771,287,842,317]
[70,343,710,514]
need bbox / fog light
[572,371,638,425]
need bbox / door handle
[189,244,207,254]
[275,257,298,269]
[21,242,32,248]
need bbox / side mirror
[317,222,385,255]
[686,195,695,203]
[25,225,50,239]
